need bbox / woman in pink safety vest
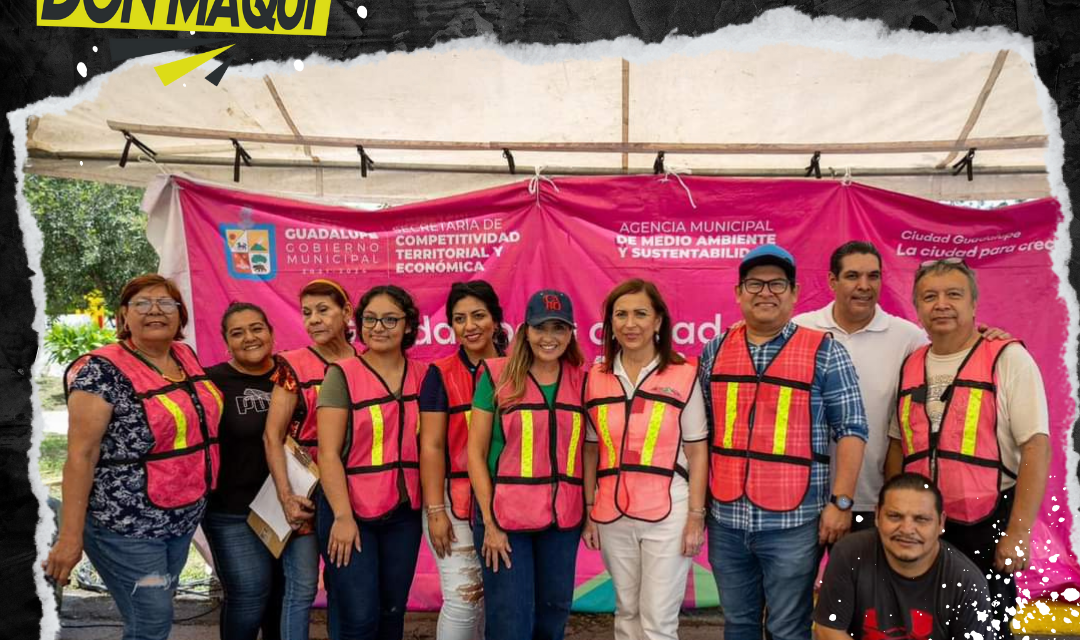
[263,278,357,640]
[45,274,221,640]
[419,280,509,640]
[581,279,709,640]
[316,284,425,640]
[466,289,587,640]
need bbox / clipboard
[247,437,320,558]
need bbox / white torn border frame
[8,7,1076,640]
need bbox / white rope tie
[660,165,697,209]
[841,166,852,186]
[527,166,559,204]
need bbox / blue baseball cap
[740,244,796,282]
[524,290,575,327]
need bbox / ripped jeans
[82,517,196,640]
[422,490,484,640]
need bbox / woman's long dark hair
[444,280,509,355]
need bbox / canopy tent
[23,43,1050,204]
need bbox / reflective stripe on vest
[65,342,222,511]
[896,338,1017,524]
[585,360,697,523]
[339,356,424,521]
[484,357,586,533]
[708,325,827,512]
[279,347,331,460]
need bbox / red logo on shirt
[862,608,933,640]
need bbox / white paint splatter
[356,5,367,18]
[1052,554,1060,563]
[1062,588,1079,602]
[829,614,837,622]
[855,514,863,523]
[78,160,83,166]
[92,46,97,53]
[76,62,86,78]
[294,60,304,71]
[1053,504,1060,512]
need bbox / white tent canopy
[24,44,1050,203]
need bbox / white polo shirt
[793,302,927,512]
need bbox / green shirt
[472,370,557,476]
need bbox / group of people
[42,240,1051,640]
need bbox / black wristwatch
[830,494,854,511]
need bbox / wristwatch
[830,494,854,511]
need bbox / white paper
[249,447,318,540]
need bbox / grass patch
[39,434,67,500]
[37,375,66,411]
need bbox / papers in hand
[248,438,319,557]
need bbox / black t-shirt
[814,529,993,640]
[205,361,277,514]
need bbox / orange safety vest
[65,342,223,510]
[278,347,332,461]
[432,351,480,521]
[484,357,586,532]
[708,325,829,512]
[896,338,1019,524]
[338,356,424,521]
[585,359,698,523]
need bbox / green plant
[44,322,116,366]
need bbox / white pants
[422,490,485,640]
[597,488,692,640]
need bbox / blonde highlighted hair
[494,321,584,406]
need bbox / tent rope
[842,166,852,186]
[660,165,697,209]
[528,166,559,203]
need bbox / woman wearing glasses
[580,280,709,640]
[466,289,588,640]
[315,285,425,640]
[419,281,509,640]
[264,278,357,640]
[45,274,222,640]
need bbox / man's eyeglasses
[130,298,180,314]
[740,278,792,295]
[920,257,966,268]
[361,315,405,330]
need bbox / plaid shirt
[698,321,868,532]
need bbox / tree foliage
[26,176,159,316]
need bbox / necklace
[128,340,187,382]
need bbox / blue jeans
[82,517,195,640]
[472,520,580,640]
[706,517,821,640]
[316,495,422,640]
[280,527,320,640]
[203,509,287,640]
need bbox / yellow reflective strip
[772,386,793,456]
[369,405,384,466]
[900,396,915,453]
[640,402,667,466]
[961,389,983,457]
[520,410,534,478]
[465,409,472,430]
[566,413,582,476]
[201,381,224,414]
[723,382,738,449]
[597,405,616,467]
[157,395,188,450]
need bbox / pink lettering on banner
[172,175,1073,609]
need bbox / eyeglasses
[361,315,405,330]
[741,278,791,294]
[130,298,180,314]
[920,257,966,268]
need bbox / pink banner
[170,175,1075,606]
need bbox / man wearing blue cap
[698,244,869,640]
